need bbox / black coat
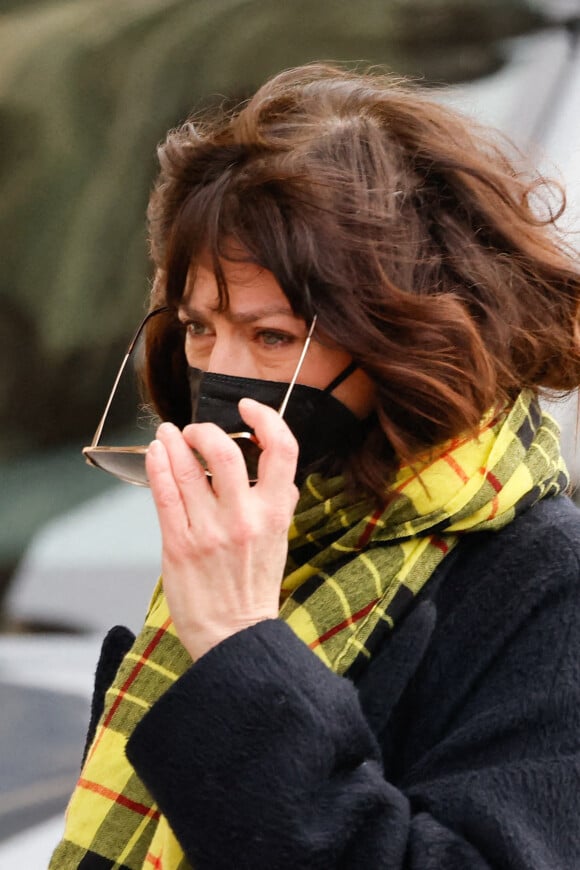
[89,494,580,869]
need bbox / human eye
[185,320,211,337]
[255,329,296,348]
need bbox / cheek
[184,335,213,368]
[335,372,376,419]
[299,346,353,391]
[297,346,376,417]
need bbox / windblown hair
[144,63,580,502]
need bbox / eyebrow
[178,304,297,324]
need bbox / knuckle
[155,484,182,510]
[267,507,294,533]
[197,530,223,554]
[175,463,205,485]
[212,441,240,468]
[163,542,182,567]
[230,517,258,546]
[259,488,296,532]
[274,428,299,461]
[163,530,190,564]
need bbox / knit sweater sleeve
[126,521,580,870]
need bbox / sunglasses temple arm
[89,349,134,448]
[88,307,170,449]
[277,315,318,419]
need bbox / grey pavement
[0,634,103,868]
[0,487,161,862]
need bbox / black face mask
[188,363,365,478]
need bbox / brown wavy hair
[143,63,580,502]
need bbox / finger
[181,422,251,504]
[238,398,299,504]
[146,438,191,551]
[156,422,213,517]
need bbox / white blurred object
[440,27,580,490]
[543,393,580,488]
[6,485,160,634]
[0,633,103,698]
[0,815,64,870]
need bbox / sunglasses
[82,308,317,486]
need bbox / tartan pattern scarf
[51,390,568,869]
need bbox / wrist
[185,614,277,661]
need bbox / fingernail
[148,439,163,458]
[157,421,177,435]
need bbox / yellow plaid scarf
[51,391,568,869]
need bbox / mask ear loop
[298,284,358,396]
[322,360,358,394]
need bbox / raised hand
[145,398,299,661]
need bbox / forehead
[184,257,292,313]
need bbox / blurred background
[1,0,579,864]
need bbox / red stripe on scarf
[479,468,502,520]
[429,535,450,554]
[87,617,173,763]
[395,411,504,494]
[309,600,378,650]
[442,453,470,483]
[484,469,503,493]
[145,852,163,868]
[356,508,384,549]
[78,778,161,820]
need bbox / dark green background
[0,0,549,600]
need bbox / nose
[206,335,257,380]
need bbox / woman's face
[178,255,376,419]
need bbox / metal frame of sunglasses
[82,310,318,486]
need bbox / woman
[52,64,580,869]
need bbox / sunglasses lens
[232,434,262,482]
[83,447,149,486]
[84,434,262,487]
